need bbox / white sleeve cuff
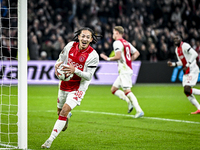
[186,62,191,67]
[171,62,176,67]
[107,58,110,61]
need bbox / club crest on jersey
[79,55,85,62]
[179,55,184,59]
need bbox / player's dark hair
[72,27,102,44]
[176,31,183,40]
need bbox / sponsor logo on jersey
[68,58,83,69]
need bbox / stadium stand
[1,0,200,61]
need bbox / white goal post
[0,0,27,149]
[18,0,27,149]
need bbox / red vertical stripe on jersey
[177,42,190,74]
[118,39,132,70]
[60,42,94,92]
[177,42,186,67]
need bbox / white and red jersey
[55,41,99,92]
[175,42,199,74]
[113,38,137,74]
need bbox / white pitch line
[73,110,200,125]
[0,144,32,150]
[43,109,200,124]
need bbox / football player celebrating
[100,26,144,118]
[41,27,101,149]
[167,33,200,114]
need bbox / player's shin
[192,88,200,95]
[49,116,67,141]
[187,94,200,110]
[126,92,142,112]
[113,90,130,103]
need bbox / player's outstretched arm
[100,53,108,60]
[167,61,182,67]
[167,61,173,67]
[100,51,121,61]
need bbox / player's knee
[57,110,60,116]
[184,86,191,96]
[124,89,131,95]
[111,86,118,94]
[57,108,62,115]
[111,89,116,94]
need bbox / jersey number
[74,91,83,98]
[125,47,131,61]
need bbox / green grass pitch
[1,84,200,149]
[26,84,200,150]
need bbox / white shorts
[113,73,132,90]
[182,73,198,87]
[57,89,85,110]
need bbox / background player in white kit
[41,27,101,149]
[167,33,200,114]
[100,26,144,118]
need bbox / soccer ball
[56,64,74,81]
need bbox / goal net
[0,0,27,149]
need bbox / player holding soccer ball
[167,33,200,114]
[41,27,101,149]
[100,26,144,118]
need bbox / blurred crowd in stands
[1,0,200,62]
